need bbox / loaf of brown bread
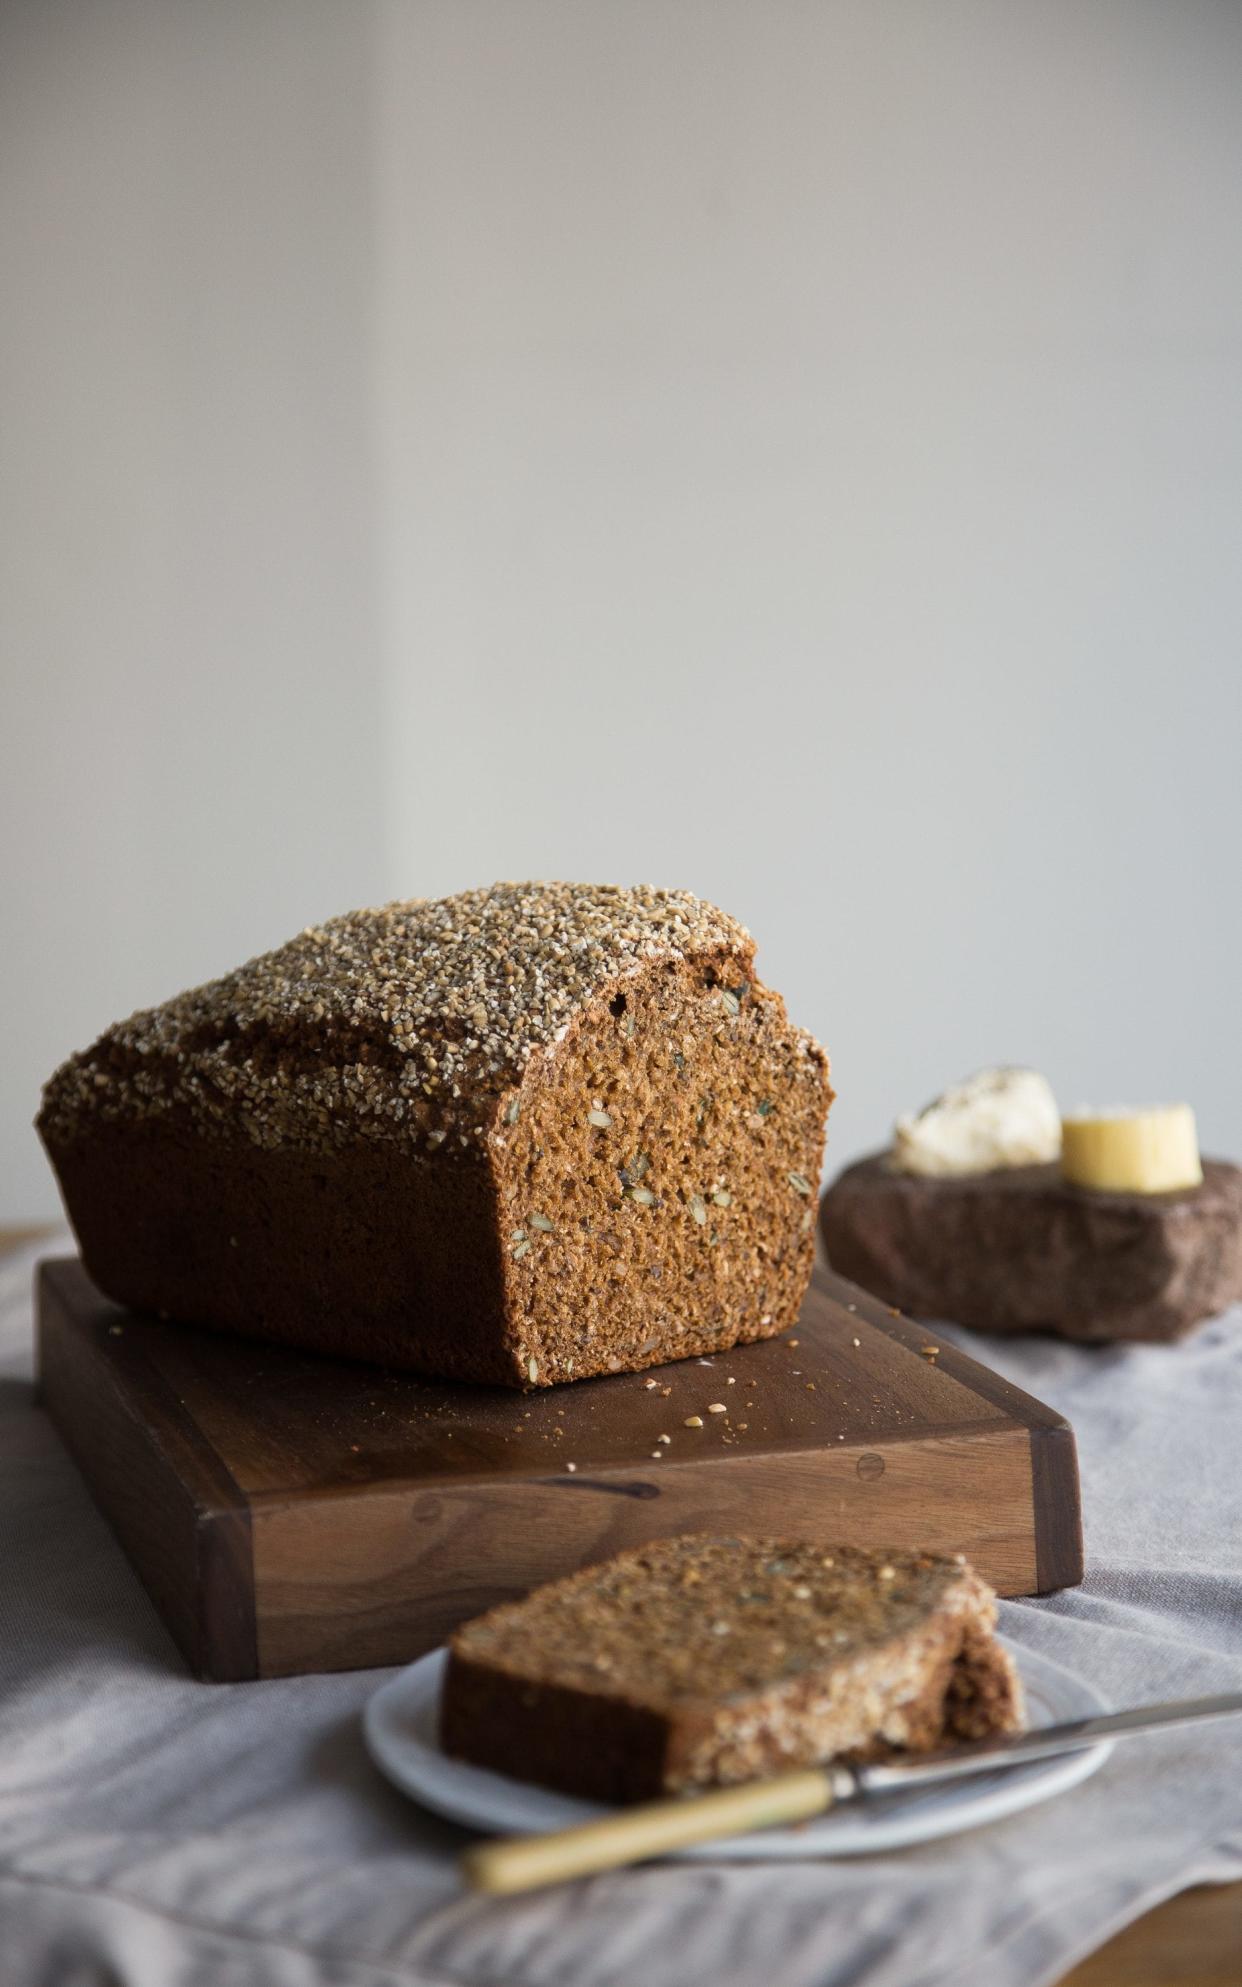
[38,883,832,1385]
[440,1535,1023,1801]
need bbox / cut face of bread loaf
[441,1536,1024,1801]
[39,883,832,1385]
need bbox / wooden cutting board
[36,1256,1083,1681]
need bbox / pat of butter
[1061,1105,1202,1194]
[891,1068,1061,1178]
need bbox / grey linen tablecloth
[3,1234,1241,1987]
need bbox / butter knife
[850,1690,1242,1796]
[464,1691,1242,1893]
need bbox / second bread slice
[441,1535,1023,1803]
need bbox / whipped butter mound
[891,1068,1061,1178]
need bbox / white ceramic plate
[364,1642,1111,1858]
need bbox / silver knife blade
[847,1691,1242,1798]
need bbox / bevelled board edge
[812,1266,1084,1595]
[1030,1421,1086,1593]
[812,1264,1073,1434]
[35,1260,259,1681]
[195,1508,261,1681]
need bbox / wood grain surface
[34,1255,1082,1679]
[5,1226,1234,1983]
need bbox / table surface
[8,1225,1239,1986]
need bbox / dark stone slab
[821,1155,1242,1343]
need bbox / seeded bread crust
[441,1536,1024,1800]
[39,884,833,1386]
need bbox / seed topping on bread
[41,883,758,1155]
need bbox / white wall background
[1,0,387,1217]
[4,0,1241,1217]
